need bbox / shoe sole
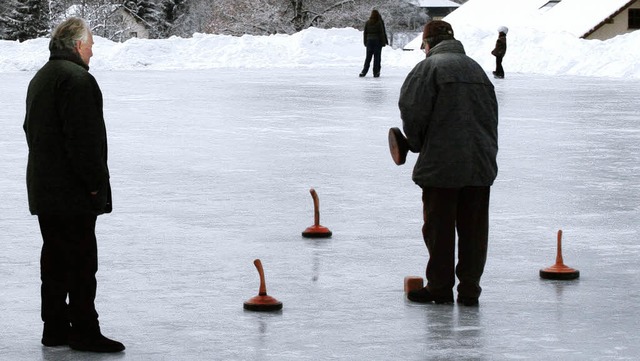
[407,294,454,304]
[456,299,479,307]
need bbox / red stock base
[539,264,580,280]
[302,225,332,238]
[243,295,283,312]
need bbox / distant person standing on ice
[398,20,498,307]
[23,17,124,353]
[359,9,389,78]
[491,26,508,78]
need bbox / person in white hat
[491,26,508,78]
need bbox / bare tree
[1,0,428,41]
[204,0,426,36]
[156,0,187,37]
[207,0,289,35]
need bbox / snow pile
[405,0,640,79]
[1,24,639,78]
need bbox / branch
[308,0,356,27]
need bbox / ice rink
[1,67,639,360]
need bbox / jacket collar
[427,39,466,58]
[49,48,89,71]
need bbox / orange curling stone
[388,127,409,166]
[244,259,283,312]
[302,188,332,238]
[540,230,580,280]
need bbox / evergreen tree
[157,0,187,37]
[0,1,10,38]
[1,0,50,41]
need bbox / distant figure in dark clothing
[359,9,389,78]
[24,17,124,353]
[491,26,508,78]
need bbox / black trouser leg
[373,44,382,75]
[455,186,490,298]
[38,214,99,333]
[39,218,70,329]
[361,46,374,75]
[496,56,504,76]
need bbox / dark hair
[423,20,455,49]
[49,17,90,52]
[369,9,381,23]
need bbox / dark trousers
[495,56,504,77]
[38,214,100,332]
[421,186,490,298]
[361,39,382,75]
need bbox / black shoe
[457,296,479,307]
[373,73,380,78]
[359,73,366,77]
[42,334,68,347]
[42,323,70,347]
[69,333,125,353]
[407,287,453,304]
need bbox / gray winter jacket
[398,39,498,188]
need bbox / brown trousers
[421,186,490,298]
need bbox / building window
[630,9,640,29]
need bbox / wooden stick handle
[310,188,320,226]
[556,230,564,264]
[254,259,267,296]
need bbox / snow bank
[1,26,638,78]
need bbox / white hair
[50,17,91,51]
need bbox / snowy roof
[408,0,460,8]
[405,0,637,50]
[444,0,635,37]
[543,0,636,37]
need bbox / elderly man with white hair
[24,17,125,353]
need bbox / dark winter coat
[491,33,507,58]
[24,48,112,215]
[363,19,389,47]
[398,40,498,188]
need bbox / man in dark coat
[24,17,124,353]
[491,26,508,78]
[398,20,498,306]
[359,9,389,78]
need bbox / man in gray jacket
[398,20,498,306]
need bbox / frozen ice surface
[1,67,640,360]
